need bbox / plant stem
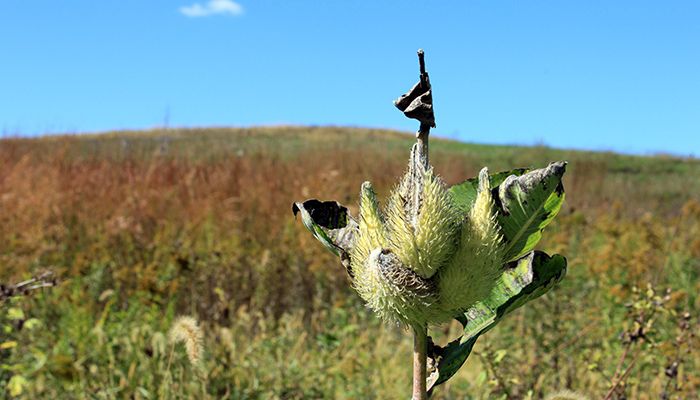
[603,348,641,400]
[410,123,431,228]
[416,123,430,169]
[416,49,431,170]
[412,51,430,400]
[412,324,428,400]
[396,50,433,399]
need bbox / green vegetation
[1,127,698,399]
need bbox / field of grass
[1,126,698,399]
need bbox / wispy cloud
[179,0,243,17]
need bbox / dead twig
[0,271,57,302]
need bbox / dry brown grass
[0,127,698,399]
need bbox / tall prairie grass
[1,127,698,399]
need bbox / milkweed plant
[293,50,568,399]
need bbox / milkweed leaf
[427,251,567,393]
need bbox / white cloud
[179,0,243,17]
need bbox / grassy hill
[1,127,698,399]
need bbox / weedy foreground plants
[294,51,569,399]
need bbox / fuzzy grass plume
[544,390,589,400]
[169,316,204,368]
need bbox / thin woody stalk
[415,49,431,170]
[417,123,430,167]
[411,114,430,398]
[412,323,428,400]
[397,49,434,230]
[413,52,430,400]
[400,49,435,400]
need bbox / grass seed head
[544,390,589,400]
[169,316,204,368]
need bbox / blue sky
[1,1,698,156]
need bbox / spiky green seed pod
[295,153,568,329]
[352,180,437,326]
[354,248,437,326]
[348,153,506,327]
[386,163,461,279]
[438,168,503,313]
[352,181,388,265]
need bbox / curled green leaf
[496,161,567,262]
[292,199,358,275]
[427,250,568,392]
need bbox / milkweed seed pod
[385,157,461,280]
[348,147,503,327]
[438,167,503,314]
[293,155,567,329]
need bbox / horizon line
[1,123,696,160]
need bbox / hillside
[1,127,698,399]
